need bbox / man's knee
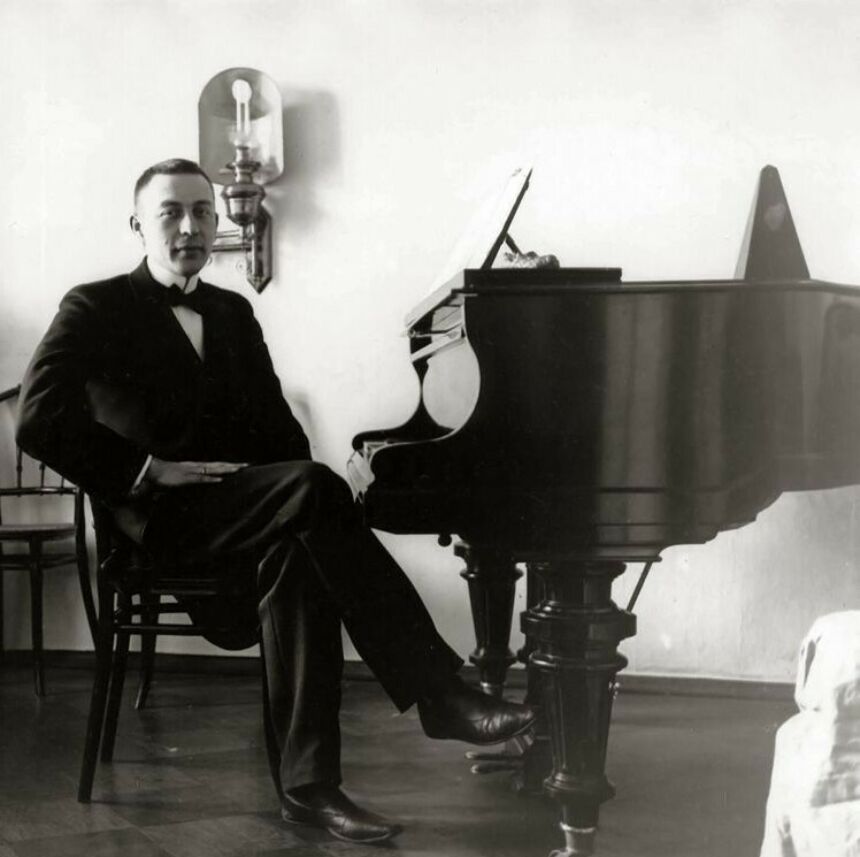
[276,461,355,527]
[291,461,351,498]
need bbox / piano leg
[523,558,636,857]
[519,564,545,706]
[513,564,553,791]
[465,561,554,788]
[456,542,522,696]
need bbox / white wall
[1,0,858,682]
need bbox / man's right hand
[145,458,248,488]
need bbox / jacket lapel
[127,259,206,369]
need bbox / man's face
[131,173,218,278]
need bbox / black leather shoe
[281,784,403,844]
[418,677,536,745]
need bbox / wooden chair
[77,501,275,803]
[0,385,97,696]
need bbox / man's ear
[129,214,142,240]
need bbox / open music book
[426,165,533,295]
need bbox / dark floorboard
[0,662,793,856]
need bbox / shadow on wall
[275,89,342,233]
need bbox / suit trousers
[138,461,463,792]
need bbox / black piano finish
[349,167,860,856]
[354,270,860,556]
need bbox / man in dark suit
[16,158,534,844]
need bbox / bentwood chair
[0,384,97,696]
[78,500,275,803]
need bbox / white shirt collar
[146,257,199,294]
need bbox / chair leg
[78,585,116,802]
[74,492,98,646]
[135,595,159,710]
[29,542,45,697]
[100,600,131,763]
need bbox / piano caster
[549,823,596,857]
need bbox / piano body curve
[353,268,860,557]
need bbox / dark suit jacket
[16,259,311,521]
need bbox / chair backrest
[1,384,75,488]
[0,384,96,650]
[0,386,20,495]
[0,385,79,526]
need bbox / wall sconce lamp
[199,68,283,292]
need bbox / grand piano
[348,165,860,856]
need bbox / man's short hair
[133,158,214,204]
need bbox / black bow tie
[165,284,206,312]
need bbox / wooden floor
[0,660,792,857]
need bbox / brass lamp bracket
[210,143,273,293]
[211,207,272,293]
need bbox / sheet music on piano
[402,165,537,332]
[422,165,533,296]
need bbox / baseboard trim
[336,661,794,702]
[614,672,793,702]
[2,649,794,702]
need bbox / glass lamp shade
[199,68,283,186]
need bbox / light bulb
[231,78,254,146]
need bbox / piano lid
[735,164,810,281]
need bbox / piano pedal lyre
[465,732,533,776]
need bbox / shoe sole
[280,807,402,844]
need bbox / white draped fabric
[760,612,860,857]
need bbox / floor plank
[0,662,792,856]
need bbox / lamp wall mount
[199,68,283,293]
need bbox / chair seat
[0,522,76,540]
[101,545,221,596]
